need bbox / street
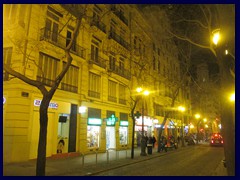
[93,144,225,176]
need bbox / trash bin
[147,144,152,154]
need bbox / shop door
[106,126,116,149]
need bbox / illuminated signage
[3,97,6,104]
[88,118,102,125]
[106,114,118,126]
[34,99,58,109]
[120,121,128,126]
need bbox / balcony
[108,64,131,80]
[89,55,107,69]
[108,31,130,50]
[40,27,86,59]
[88,90,100,99]
[110,6,128,26]
[61,82,78,93]
[90,19,107,33]
[108,95,117,103]
[119,98,127,105]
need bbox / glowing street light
[212,29,220,45]
[230,92,235,102]
[195,114,201,119]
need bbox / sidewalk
[3,143,227,176]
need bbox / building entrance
[106,126,116,149]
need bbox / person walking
[152,136,156,148]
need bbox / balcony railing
[40,27,86,59]
[108,31,130,50]
[108,96,117,103]
[37,76,55,87]
[61,82,78,93]
[90,19,107,33]
[110,5,128,26]
[108,64,131,80]
[89,55,107,69]
[119,98,127,105]
[88,90,100,99]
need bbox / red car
[210,133,224,146]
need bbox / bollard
[95,150,98,164]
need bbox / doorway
[106,126,116,149]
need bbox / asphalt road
[93,144,224,176]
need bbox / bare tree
[3,4,87,176]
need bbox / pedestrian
[152,136,156,148]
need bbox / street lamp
[137,87,149,156]
[178,106,185,147]
[212,29,220,45]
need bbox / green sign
[88,118,102,126]
[106,114,118,126]
[120,121,128,126]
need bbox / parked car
[210,133,224,146]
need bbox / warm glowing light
[212,29,220,45]
[136,87,142,93]
[203,118,207,122]
[205,124,208,128]
[143,90,150,96]
[195,114,201,119]
[230,93,235,102]
[190,124,194,129]
[178,106,185,112]
[225,49,229,55]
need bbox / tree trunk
[218,54,235,176]
[36,97,50,176]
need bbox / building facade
[3,4,188,163]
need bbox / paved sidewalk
[3,144,227,176]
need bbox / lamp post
[178,106,185,147]
[137,87,149,156]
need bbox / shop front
[30,98,78,159]
[135,116,152,146]
[106,111,117,149]
[87,107,102,149]
[119,113,129,147]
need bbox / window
[66,30,76,52]
[61,62,79,93]
[88,72,101,98]
[3,47,13,81]
[108,80,117,102]
[109,55,116,70]
[37,53,59,86]
[119,57,124,74]
[45,7,60,43]
[91,40,99,63]
[119,84,126,105]
[155,104,164,116]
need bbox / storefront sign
[120,121,128,126]
[106,114,118,126]
[135,116,152,126]
[34,99,58,109]
[88,118,102,125]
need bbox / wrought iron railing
[40,27,86,59]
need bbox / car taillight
[221,140,224,143]
[211,140,214,143]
